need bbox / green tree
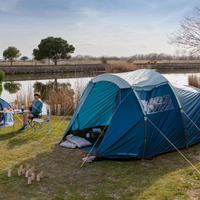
[3,47,21,66]
[20,56,28,62]
[0,71,5,97]
[33,37,75,65]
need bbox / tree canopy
[168,6,200,55]
[20,56,29,62]
[33,37,75,65]
[3,47,21,65]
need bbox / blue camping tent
[0,99,14,127]
[62,69,200,160]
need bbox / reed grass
[105,63,142,73]
[188,75,200,88]
[47,87,75,116]
[43,80,85,116]
[9,80,85,116]
[12,85,33,110]
[74,79,86,107]
[105,63,139,73]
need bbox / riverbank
[1,63,200,75]
[0,64,104,75]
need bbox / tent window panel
[141,94,174,114]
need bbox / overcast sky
[0,0,199,58]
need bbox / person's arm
[34,102,43,114]
[29,101,34,111]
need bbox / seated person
[18,92,43,131]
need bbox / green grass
[1,115,200,199]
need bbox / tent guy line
[37,106,74,144]
[183,110,200,132]
[38,134,48,144]
[62,69,200,161]
[55,107,74,131]
[81,89,133,167]
[147,117,200,175]
[49,105,73,133]
[81,90,133,167]
[81,111,200,174]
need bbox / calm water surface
[2,70,200,114]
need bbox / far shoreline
[0,62,200,76]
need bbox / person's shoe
[24,124,28,130]
[18,124,28,131]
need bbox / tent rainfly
[0,99,14,127]
[62,69,200,160]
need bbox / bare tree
[168,6,200,55]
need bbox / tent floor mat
[80,137,103,155]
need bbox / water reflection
[4,82,21,94]
[2,70,200,115]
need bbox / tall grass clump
[33,79,86,116]
[46,80,86,116]
[188,75,200,88]
[105,63,139,73]
[74,79,86,107]
[13,85,33,109]
[9,79,87,116]
[47,87,75,116]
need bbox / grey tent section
[172,83,200,146]
[0,99,14,127]
[92,69,169,90]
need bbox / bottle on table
[21,104,24,112]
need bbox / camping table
[0,110,29,135]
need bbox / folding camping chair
[28,113,42,128]
[32,109,50,136]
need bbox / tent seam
[168,82,188,149]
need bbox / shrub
[14,85,33,109]
[127,59,133,63]
[101,57,108,64]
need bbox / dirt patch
[187,188,200,200]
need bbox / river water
[2,70,200,114]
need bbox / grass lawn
[0,115,200,200]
